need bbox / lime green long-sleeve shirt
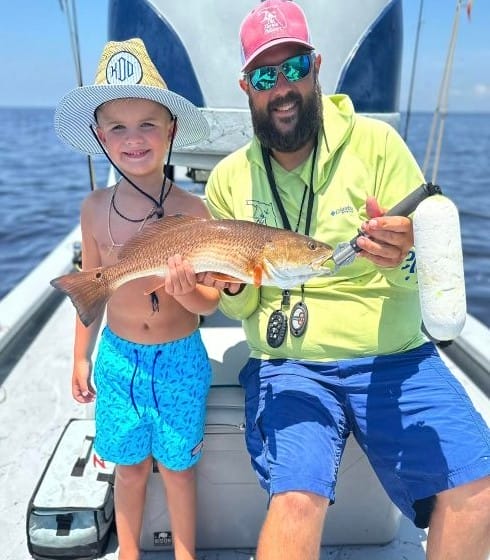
[205,94,428,361]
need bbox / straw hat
[55,38,209,154]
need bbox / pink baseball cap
[240,0,314,71]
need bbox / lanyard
[261,140,319,347]
[260,139,318,235]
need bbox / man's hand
[197,272,244,294]
[356,196,414,268]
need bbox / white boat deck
[1,296,488,560]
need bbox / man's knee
[270,490,329,521]
[434,476,490,517]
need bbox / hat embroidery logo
[260,8,287,35]
[106,51,142,85]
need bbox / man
[200,1,490,558]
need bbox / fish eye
[308,241,317,250]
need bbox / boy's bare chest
[95,197,162,265]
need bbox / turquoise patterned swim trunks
[93,326,212,470]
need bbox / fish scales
[50,215,333,327]
[115,219,301,283]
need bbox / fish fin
[253,265,263,287]
[50,268,113,327]
[208,272,244,283]
[118,214,208,260]
[143,277,167,295]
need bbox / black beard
[249,80,323,152]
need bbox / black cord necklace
[261,139,318,348]
[111,178,173,223]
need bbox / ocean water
[0,107,488,327]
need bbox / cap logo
[106,51,143,85]
[259,7,287,35]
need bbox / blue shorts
[93,326,212,470]
[239,342,490,528]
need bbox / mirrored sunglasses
[246,53,314,91]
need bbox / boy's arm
[164,254,220,316]
[71,196,104,403]
[72,314,103,403]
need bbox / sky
[0,1,488,112]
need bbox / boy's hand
[164,254,197,296]
[72,360,96,403]
[356,196,414,268]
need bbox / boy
[55,38,219,560]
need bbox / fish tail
[50,268,113,327]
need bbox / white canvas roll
[413,195,466,341]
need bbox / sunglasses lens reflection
[249,54,312,91]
